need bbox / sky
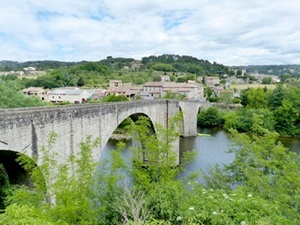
[0,0,300,66]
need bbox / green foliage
[176,76,187,83]
[197,107,224,127]
[152,75,162,82]
[236,69,242,76]
[225,85,300,136]
[204,86,213,97]
[196,129,300,224]
[0,164,10,210]
[77,76,85,86]
[101,94,129,102]
[142,54,228,76]
[1,132,103,225]
[0,81,47,108]
[223,108,275,133]
[280,73,292,82]
[273,99,297,135]
[2,109,300,224]
[151,63,176,72]
[242,65,300,76]
[163,91,187,100]
[128,114,183,185]
[261,76,272,84]
[244,88,270,109]
[268,84,286,110]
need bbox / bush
[197,107,224,127]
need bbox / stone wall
[0,100,205,166]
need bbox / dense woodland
[198,83,300,136]
[0,55,230,89]
[0,55,300,224]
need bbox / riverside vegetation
[198,83,300,137]
[1,55,300,224]
[0,112,300,224]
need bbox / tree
[219,91,233,106]
[244,88,269,109]
[197,107,224,127]
[153,75,162,82]
[77,76,85,87]
[261,76,272,84]
[199,128,300,224]
[176,76,187,83]
[101,94,129,102]
[0,164,10,210]
[1,133,103,225]
[0,81,47,108]
[151,63,176,72]
[229,69,235,76]
[236,69,243,76]
[273,99,297,135]
[280,73,291,82]
[268,84,286,110]
[163,91,187,100]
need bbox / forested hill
[234,64,300,76]
[0,60,78,71]
[0,54,229,75]
[2,55,300,77]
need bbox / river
[101,128,300,181]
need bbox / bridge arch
[0,100,206,166]
[98,106,163,161]
[0,149,33,186]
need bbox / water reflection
[278,136,300,154]
[100,128,300,182]
[179,128,235,183]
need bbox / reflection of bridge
[0,100,209,166]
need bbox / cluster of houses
[21,71,281,104]
[22,79,205,104]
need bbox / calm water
[179,127,234,178]
[101,128,300,179]
[278,136,300,155]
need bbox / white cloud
[0,0,299,65]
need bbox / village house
[205,76,220,87]
[109,80,123,87]
[49,87,94,104]
[140,81,204,100]
[162,82,204,100]
[22,87,49,101]
[105,86,141,99]
[90,89,106,100]
[140,82,164,99]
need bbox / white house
[49,87,94,104]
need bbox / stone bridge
[0,100,209,182]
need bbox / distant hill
[233,65,300,76]
[0,60,78,71]
[1,56,300,77]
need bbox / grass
[229,83,277,90]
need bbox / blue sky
[0,0,300,65]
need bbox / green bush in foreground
[1,115,300,224]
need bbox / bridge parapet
[0,100,205,165]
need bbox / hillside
[233,64,300,76]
